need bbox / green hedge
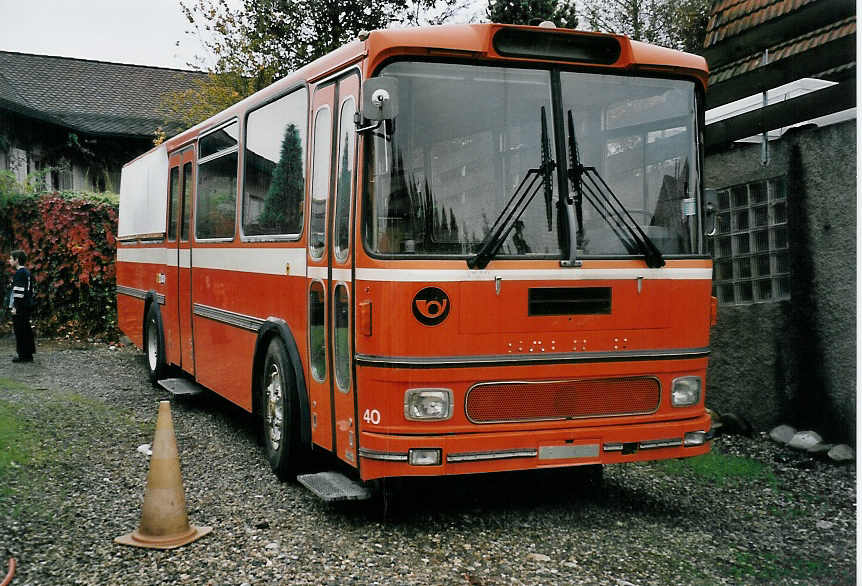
[1,189,120,340]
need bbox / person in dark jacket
[7,250,35,363]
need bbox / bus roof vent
[493,28,620,65]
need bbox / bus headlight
[671,376,701,406]
[404,388,453,421]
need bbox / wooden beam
[702,0,855,70]
[706,33,856,109]
[704,79,855,150]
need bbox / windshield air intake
[494,29,621,64]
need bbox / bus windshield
[362,61,701,259]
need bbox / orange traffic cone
[116,400,212,549]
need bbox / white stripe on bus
[193,248,307,275]
[353,267,712,282]
[117,247,168,265]
[117,247,307,276]
[307,266,328,280]
[117,248,710,281]
[331,268,352,282]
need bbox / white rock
[769,424,796,444]
[816,520,834,530]
[788,430,823,450]
[827,444,855,462]
[807,443,833,454]
[136,443,152,456]
[527,553,551,562]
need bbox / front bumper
[358,412,712,480]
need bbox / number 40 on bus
[116,22,719,502]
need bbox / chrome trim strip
[358,448,409,462]
[192,303,265,332]
[464,376,661,424]
[639,438,683,449]
[116,285,146,300]
[355,347,710,369]
[116,286,165,305]
[446,448,537,463]
[603,443,624,452]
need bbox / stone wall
[704,120,856,442]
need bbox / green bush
[1,177,119,340]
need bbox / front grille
[465,377,660,423]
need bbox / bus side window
[309,281,326,381]
[167,166,179,241]
[181,162,192,241]
[243,87,309,238]
[197,121,239,240]
[333,96,356,261]
[309,107,332,259]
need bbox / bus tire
[143,304,167,385]
[260,338,301,480]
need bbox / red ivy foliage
[1,192,119,340]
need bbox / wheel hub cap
[265,363,284,450]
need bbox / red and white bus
[117,23,716,499]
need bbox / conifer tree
[487,0,578,28]
[259,124,303,233]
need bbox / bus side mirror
[362,78,399,121]
[704,188,718,237]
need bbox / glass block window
[713,177,789,304]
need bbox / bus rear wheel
[260,338,300,480]
[144,304,166,385]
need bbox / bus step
[157,378,205,397]
[297,471,372,502]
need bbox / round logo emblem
[412,287,450,326]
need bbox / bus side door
[307,83,335,451]
[330,74,360,467]
[306,73,360,462]
[164,147,195,374]
[177,150,195,374]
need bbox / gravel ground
[0,334,856,585]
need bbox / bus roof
[138,23,707,162]
[364,24,708,85]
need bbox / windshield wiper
[468,107,555,270]
[565,109,665,269]
[566,110,585,251]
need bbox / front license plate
[538,444,599,460]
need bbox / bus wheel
[260,338,300,480]
[144,304,166,385]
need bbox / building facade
[0,51,205,193]
[702,0,856,441]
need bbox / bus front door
[330,74,359,467]
[307,74,360,465]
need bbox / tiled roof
[704,0,819,48]
[710,16,856,84]
[0,51,207,137]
